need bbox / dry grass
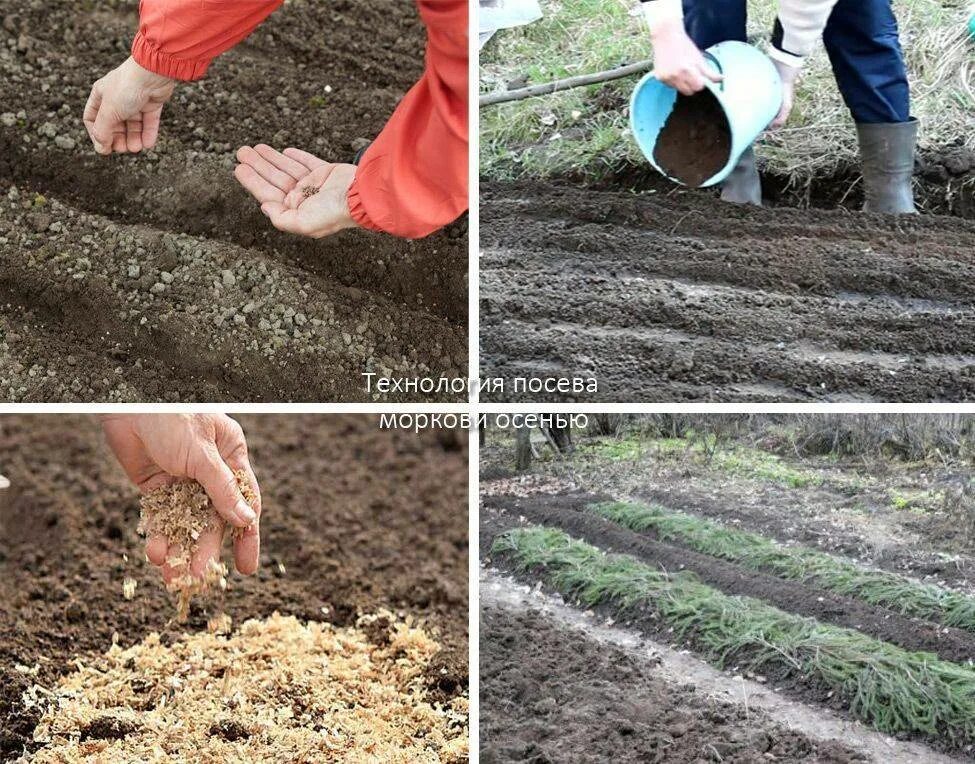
[23,612,468,763]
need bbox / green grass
[580,436,646,461]
[639,432,820,487]
[889,488,944,513]
[579,431,817,486]
[493,525,975,743]
[590,499,975,632]
[707,445,818,488]
[481,0,975,185]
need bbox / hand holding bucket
[630,41,782,187]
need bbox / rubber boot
[855,119,918,214]
[720,146,762,206]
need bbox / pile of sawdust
[138,472,256,621]
[24,612,468,762]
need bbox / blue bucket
[630,41,782,187]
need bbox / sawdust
[138,471,257,622]
[23,612,468,763]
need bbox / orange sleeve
[347,0,469,239]
[131,0,283,81]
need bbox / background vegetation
[480,0,975,194]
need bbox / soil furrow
[482,271,975,356]
[481,182,975,401]
[482,182,975,254]
[0,0,466,402]
[482,229,975,305]
[482,570,959,764]
[0,132,467,324]
[480,504,974,758]
[482,494,975,664]
[633,486,975,594]
[0,188,464,402]
[482,317,974,402]
[481,576,870,764]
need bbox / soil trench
[0,415,469,759]
[482,494,975,665]
[0,0,466,402]
[480,182,975,402]
[481,569,960,764]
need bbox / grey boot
[720,146,762,205]
[856,118,918,214]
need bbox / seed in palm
[301,185,320,198]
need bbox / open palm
[234,144,357,238]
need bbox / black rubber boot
[855,118,918,214]
[720,146,762,206]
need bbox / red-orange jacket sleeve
[131,0,283,81]
[347,0,469,239]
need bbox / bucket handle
[702,51,725,91]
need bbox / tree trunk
[546,424,573,454]
[515,426,532,472]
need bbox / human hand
[234,144,359,238]
[101,414,261,583]
[83,56,176,155]
[650,18,723,95]
[770,59,800,128]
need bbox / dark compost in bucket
[653,89,731,186]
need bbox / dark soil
[0,415,468,760]
[480,501,973,757]
[653,90,730,187]
[0,0,466,402]
[482,493,975,663]
[480,604,863,764]
[480,181,975,402]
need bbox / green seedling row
[492,526,975,743]
[590,500,975,633]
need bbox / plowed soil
[480,604,862,764]
[0,415,469,759]
[0,1,466,402]
[480,495,973,758]
[480,181,975,402]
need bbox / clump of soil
[653,89,731,186]
[139,472,257,622]
[24,612,468,762]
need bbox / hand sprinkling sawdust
[101,414,262,615]
[139,472,258,621]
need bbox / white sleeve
[639,0,683,30]
[770,0,840,67]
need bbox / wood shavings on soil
[138,471,257,622]
[23,612,469,763]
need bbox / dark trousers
[682,0,910,123]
